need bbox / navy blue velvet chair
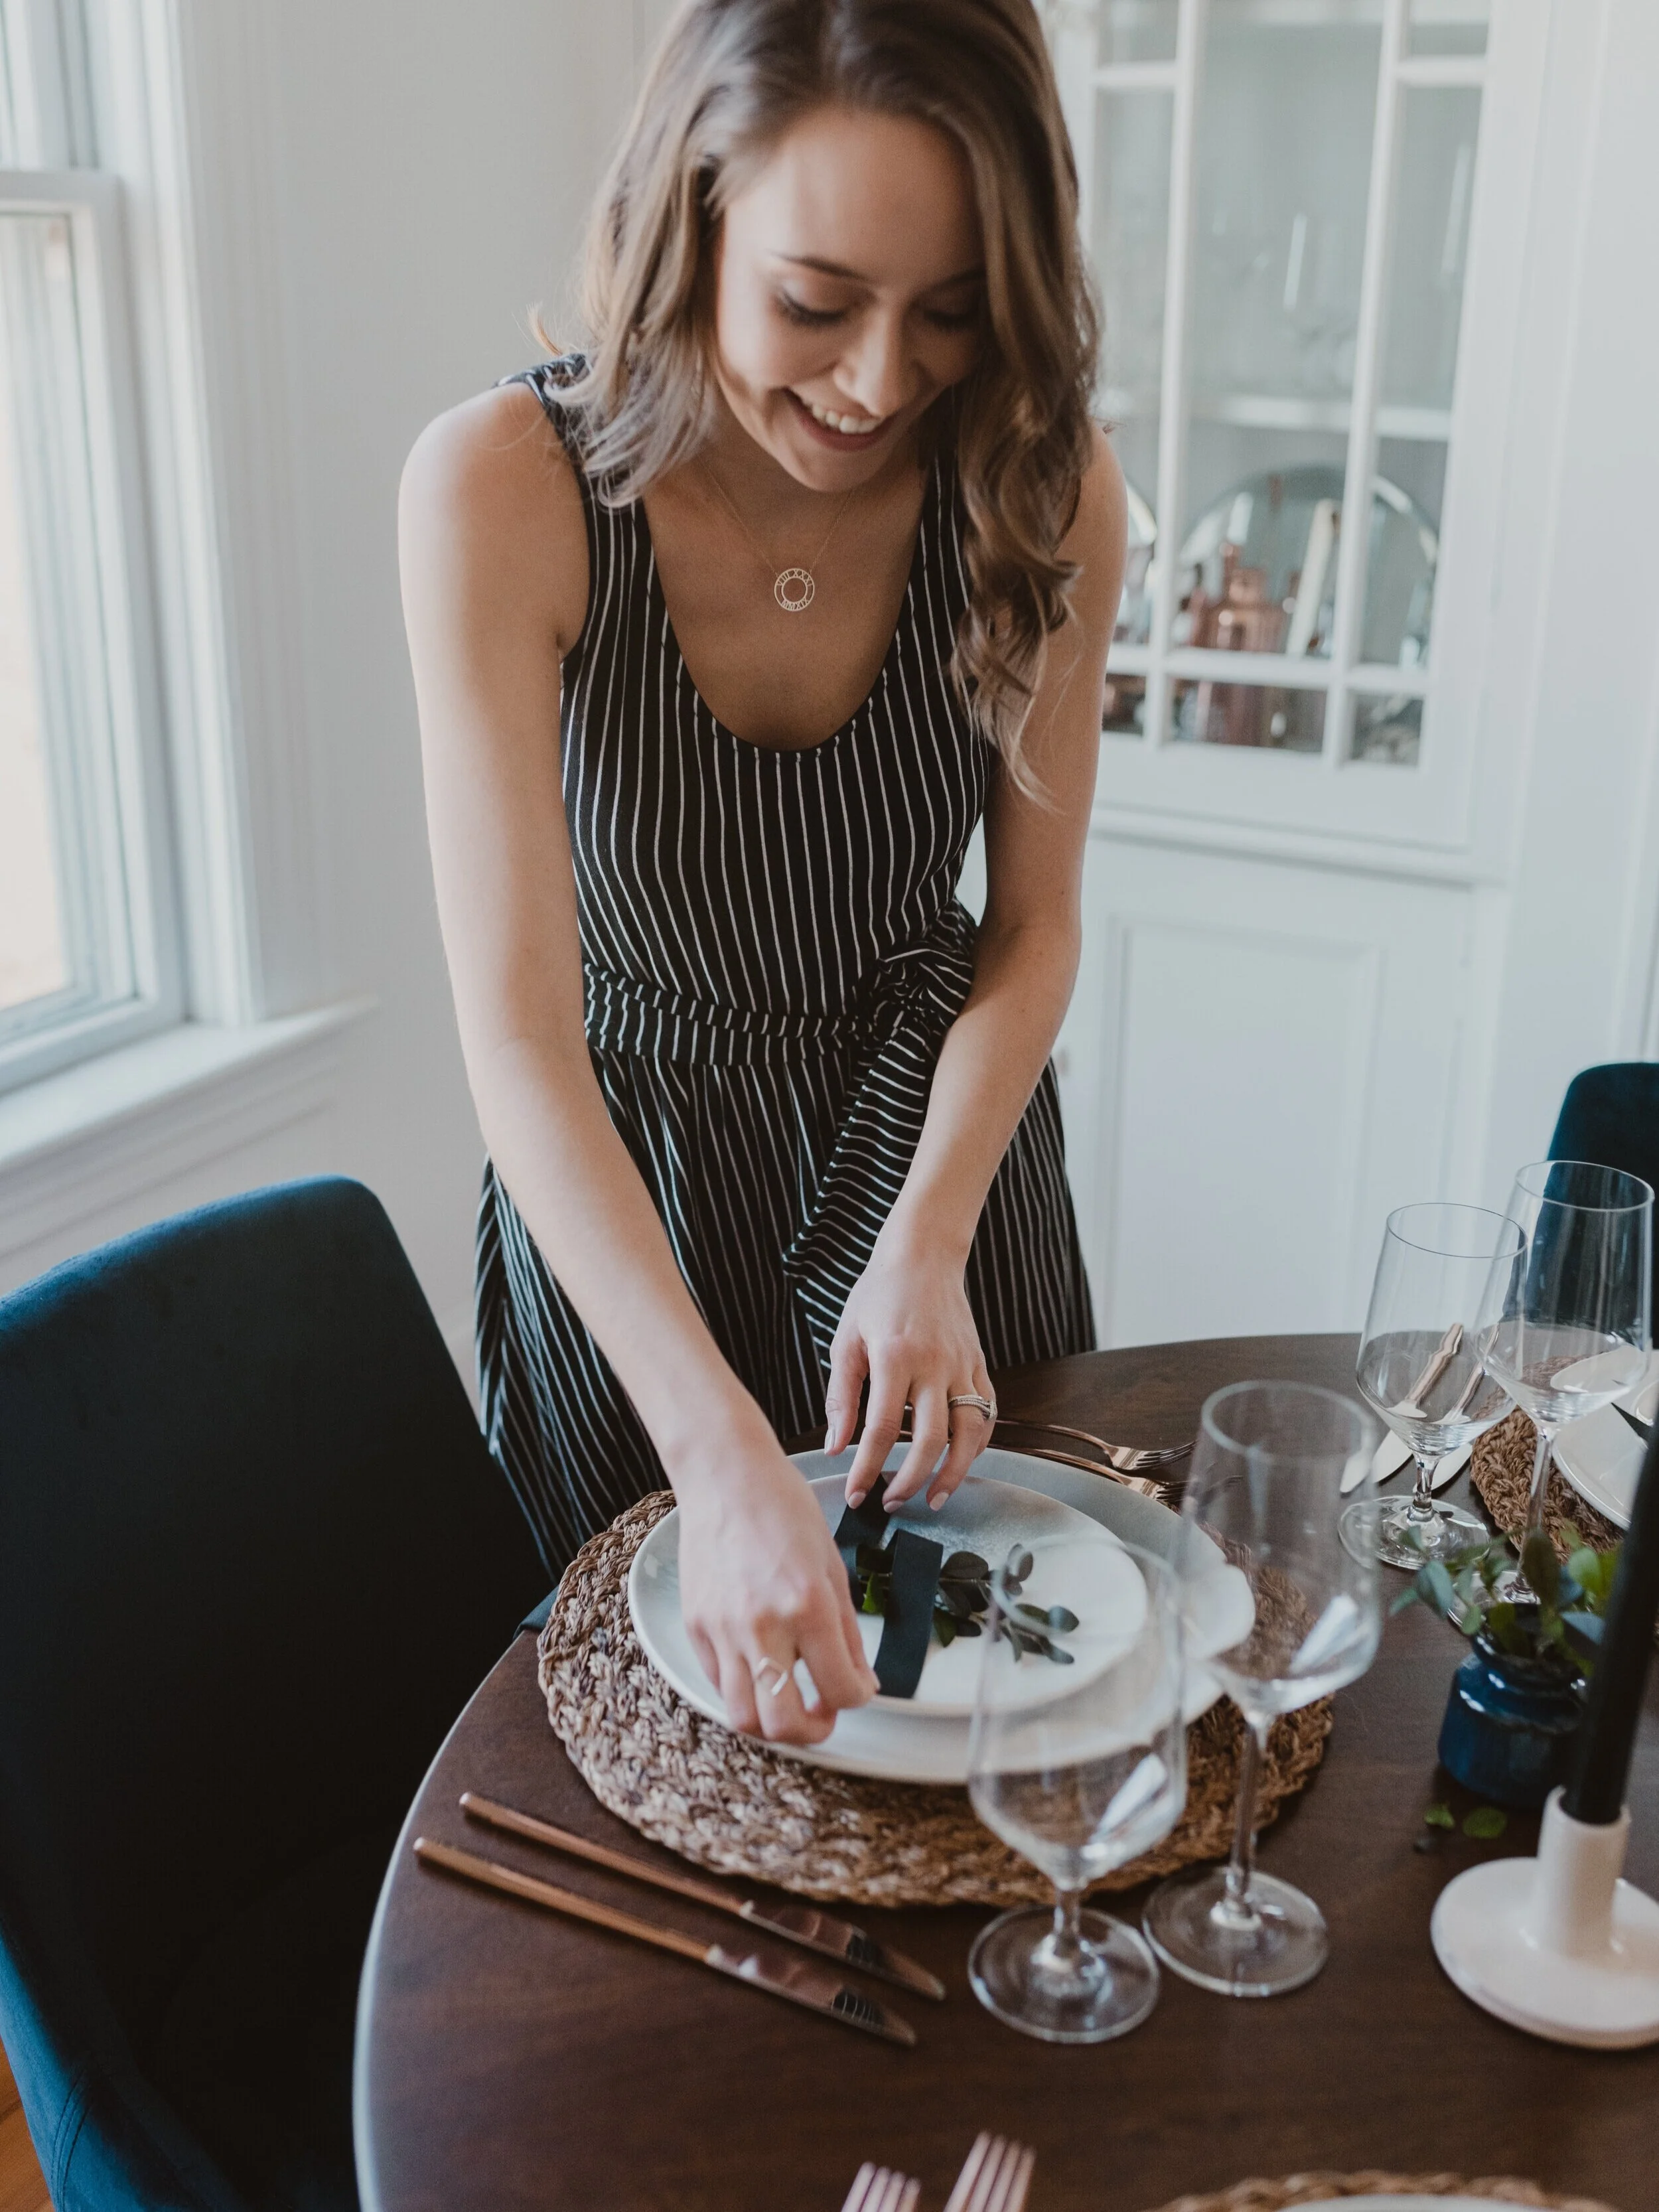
[0,1179,545,2211]
[1548,1062,1659,1310]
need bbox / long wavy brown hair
[553,0,1099,789]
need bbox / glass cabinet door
[1046,0,1490,772]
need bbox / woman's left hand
[824,1220,995,1512]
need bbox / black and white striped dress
[476,359,1093,1578]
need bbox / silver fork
[840,2162,922,2212]
[943,2131,1037,2212]
[993,1418,1189,1507]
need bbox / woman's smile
[787,389,897,450]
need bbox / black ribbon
[831,1477,944,1699]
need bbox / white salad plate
[1553,1349,1658,1532]
[626,1444,1252,1784]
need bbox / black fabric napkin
[831,1477,944,1698]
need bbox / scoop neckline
[639,459,938,761]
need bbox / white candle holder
[1431,1788,1659,2047]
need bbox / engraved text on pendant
[774,567,815,614]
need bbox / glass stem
[1405,1453,1442,1521]
[1221,1722,1269,1924]
[1048,1885,1086,1972]
[1524,1420,1555,1539]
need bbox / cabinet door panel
[1058,837,1473,1345]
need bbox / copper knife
[415,1836,917,2045]
[460,1791,945,2000]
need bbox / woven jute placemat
[1136,2174,1615,2212]
[537,1491,1331,1908]
[1471,1408,1623,1557]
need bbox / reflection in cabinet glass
[1049,0,1488,767]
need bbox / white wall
[0,2,643,1366]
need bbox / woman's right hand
[672,1418,879,1746]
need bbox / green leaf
[1463,1806,1508,1839]
[1425,1561,1457,1618]
[860,1582,885,1615]
[1521,1530,1559,1607]
[1389,1585,1421,1617]
[1423,1803,1455,1829]
[934,1613,956,1647]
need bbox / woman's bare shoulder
[399,380,589,652]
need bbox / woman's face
[710,104,985,490]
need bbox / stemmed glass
[967,1536,1187,2043]
[1479,1159,1652,1594]
[1338,1203,1524,1571]
[1143,1381,1381,1998]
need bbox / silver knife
[1344,1336,1484,1495]
[415,1836,918,2044]
[459,1791,945,2000]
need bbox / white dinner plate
[626,1445,1253,1784]
[1553,1349,1658,1532]
[1293,2199,1541,2211]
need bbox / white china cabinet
[1029,0,1659,1347]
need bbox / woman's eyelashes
[773,291,982,332]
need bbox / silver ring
[948,1391,997,1424]
[755,1659,794,1698]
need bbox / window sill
[0,999,372,1264]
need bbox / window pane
[1350,692,1423,765]
[1098,0,1179,66]
[1092,87,1169,664]
[1172,677,1325,753]
[0,323,69,1013]
[1183,3,1380,670]
[1409,3,1488,59]
[1359,84,1479,692]
[0,206,135,1044]
[1379,86,1482,416]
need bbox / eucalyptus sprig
[851,1542,1080,1663]
[1391,1521,1620,1680]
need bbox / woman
[400,0,1125,1750]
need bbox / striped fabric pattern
[477,360,1094,1578]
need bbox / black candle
[1565,1416,1659,1824]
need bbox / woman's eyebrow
[774,252,984,289]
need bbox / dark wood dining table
[354,1334,1659,2212]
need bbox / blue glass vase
[1437,1627,1585,1810]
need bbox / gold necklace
[699,463,855,615]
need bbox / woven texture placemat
[1136,2174,1615,2212]
[537,1491,1331,1908]
[1471,1407,1623,1556]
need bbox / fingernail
[847,1487,865,1508]
[824,1425,835,1452]
[930,1493,945,1511]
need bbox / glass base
[1142,1865,1329,1998]
[1340,1493,1488,1572]
[968,1905,1161,2043]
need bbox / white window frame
[0,0,359,1266]
[0,162,184,1093]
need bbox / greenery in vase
[1392,1522,1621,1680]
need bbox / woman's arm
[401,385,876,1742]
[828,427,1128,1506]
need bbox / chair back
[1548,1062,1659,1311]
[0,1178,544,2208]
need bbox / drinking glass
[967,1536,1187,2043]
[1479,1160,1652,1595]
[1143,1381,1381,1998]
[1338,1203,1524,1571]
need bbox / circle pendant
[774,567,815,614]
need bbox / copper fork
[840,2164,921,2212]
[943,2131,1037,2212]
[993,1415,1190,1507]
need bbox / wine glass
[1142,1381,1381,1998]
[966,1536,1187,2043]
[1479,1159,1652,1595]
[1338,1204,1524,1571]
